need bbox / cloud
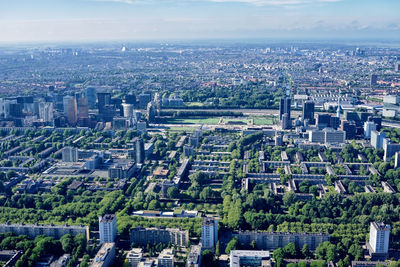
[90,0,343,6]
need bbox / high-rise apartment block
[99,214,117,243]
[201,217,218,250]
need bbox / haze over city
[1,0,400,42]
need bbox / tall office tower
[99,214,117,243]
[39,102,54,122]
[77,97,89,124]
[364,121,376,139]
[370,74,378,87]
[62,147,79,162]
[63,96,77,126]
[316,114,331,129]
[125,94,136,105]
[303,101,315,124]
[138,93,152,109]
[368,222,390,258]
[329,116,340,130]
[9,103,23,117]
[395,63,400,72]
[97,92,112,114]
[135,138,145,164]
[341,120,357,140]
[201,217,218,250]
[281,113,290,129]
[84,87,97,109]
[279,97,291,120]
[371,131,386,149]
[122,103,134,118]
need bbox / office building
[158,248,174,267]
[91,242,116,267]
[125,94,136,105]
[281,113,291,129]
[279,97,291,120]
[303,101,315,124]
[201,217,218,250]
[126,248,143,267]
[324,129,346,144]
[139,93,152,109]
[396,63,400,72]
[0,223,89,240]
[130,227,189,247]
[63,96,77,126]
[316,114,331,129]
[364,121,377,139]
[77,97,89,124]
[122,103,134,118]
[367,222,390,259]
[135,138,145,164]
[62,147,79,162]
[309,130,325,143]
[330,116,340,130]
[229,250,270,267]
[236,231,329,251]
[97,92,112,113]
[370,74,378,86]
[383,95,398,105]
[38,102,54,123]
[341,120,357,140]
[99,214,117,243]
[371,131,386,149]
[85,87,97,109]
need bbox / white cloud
[90,0,343,6]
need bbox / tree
[60,234,74,253]
[301,244,311,259]
[167,187,179,199]
[148,199,160,210]
[201,249,217,267]
[283,191,296,207]
[225,237,239,254]
[273,248,284,267]
[283,242,298,258]
[215,241,221,257]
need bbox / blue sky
[0,0,399,42]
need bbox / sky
[0,0,399,43]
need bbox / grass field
[167,126,196,132]
[162,117,220,124]
[221,117,251,125]
[252,116,275,125]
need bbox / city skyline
[1,0,400,43]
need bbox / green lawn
[167,126,196,132]
[252,116,275,125]
[162,117,220,124]
[221,117,251,125]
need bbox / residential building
[229,250,271,267]
[367,222,390,259]
[236,231,330,251]
[126,248,143,267]
[371,131,386,149]
[91,242,116,267]
[62,147,79,162]
[383,141,400,162]
[99,214,117,243]
[158,248,174,267]
[0,223,89,240]
[130,227,189,247]
[201,217,218,250]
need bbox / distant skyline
[1,0,399,43]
